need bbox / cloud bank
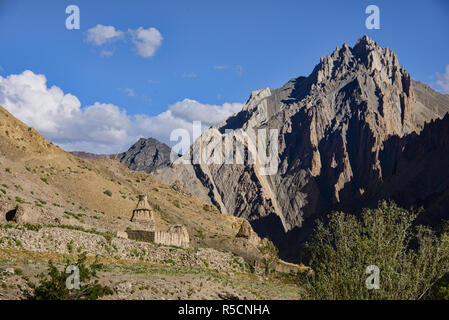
[0,70,243,154]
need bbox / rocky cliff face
[154,36,449,259]
[119,137,174,173]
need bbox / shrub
[33,253,113,300]
[15,196,25,204]
[103,190,112,197]
[15,268,24,276]
[195,229,205,239]
[432,274,449,300]
[299,201,449,300]
[173,200,181,208]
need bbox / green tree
[33,253,113,300]
[300,201,449,300]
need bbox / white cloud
[167,99,242,127]
[213,65,228,70]
[86,24,124,46]
[128,27,163,58]
[436,65,449,94]
[86,25,163,58]
[0,70,243,154]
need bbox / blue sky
[0,0,448,153]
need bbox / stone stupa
[130,194,155,231]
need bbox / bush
[103,190,112,197]
[432,274,449,300]
[33,253,113,300]
[195,229,205,239]
[299,201,449,300]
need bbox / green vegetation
[67,241,74,253]
[40,177,49,184]
[64,211,85,221]
[15,196,25,204]
[32,253,113,300]
[15,268,24,276]
[195,229,205,239]
[173,200,181,208]
[103,190,113,197]
[299,201,449,300]
[258,238,279,275]
[162,258,176,265]
[432,274,449,300]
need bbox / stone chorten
[130,194,155,231]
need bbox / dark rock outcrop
[71,137,174,174]
[118,138,174,173]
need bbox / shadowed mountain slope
[154,36,449,259]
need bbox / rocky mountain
[71,138,174,174]
[154,35,449,259]
[0,105,305,300]
[118,138,174,174]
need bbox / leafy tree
[32,253,113,300]
[300,201,449,300]
[432,274,449,300]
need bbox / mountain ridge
[154,35,449,259]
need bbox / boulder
[9,204,39,224]
[116,231,128,239]
[171,180,183,192]
[1,201,39,225]
[236,219,260,246]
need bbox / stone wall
[126,230,155,243]
[154,230,188,248]
[126,224,189,248]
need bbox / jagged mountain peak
[311,36,401,87]
[155,36,449,260]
